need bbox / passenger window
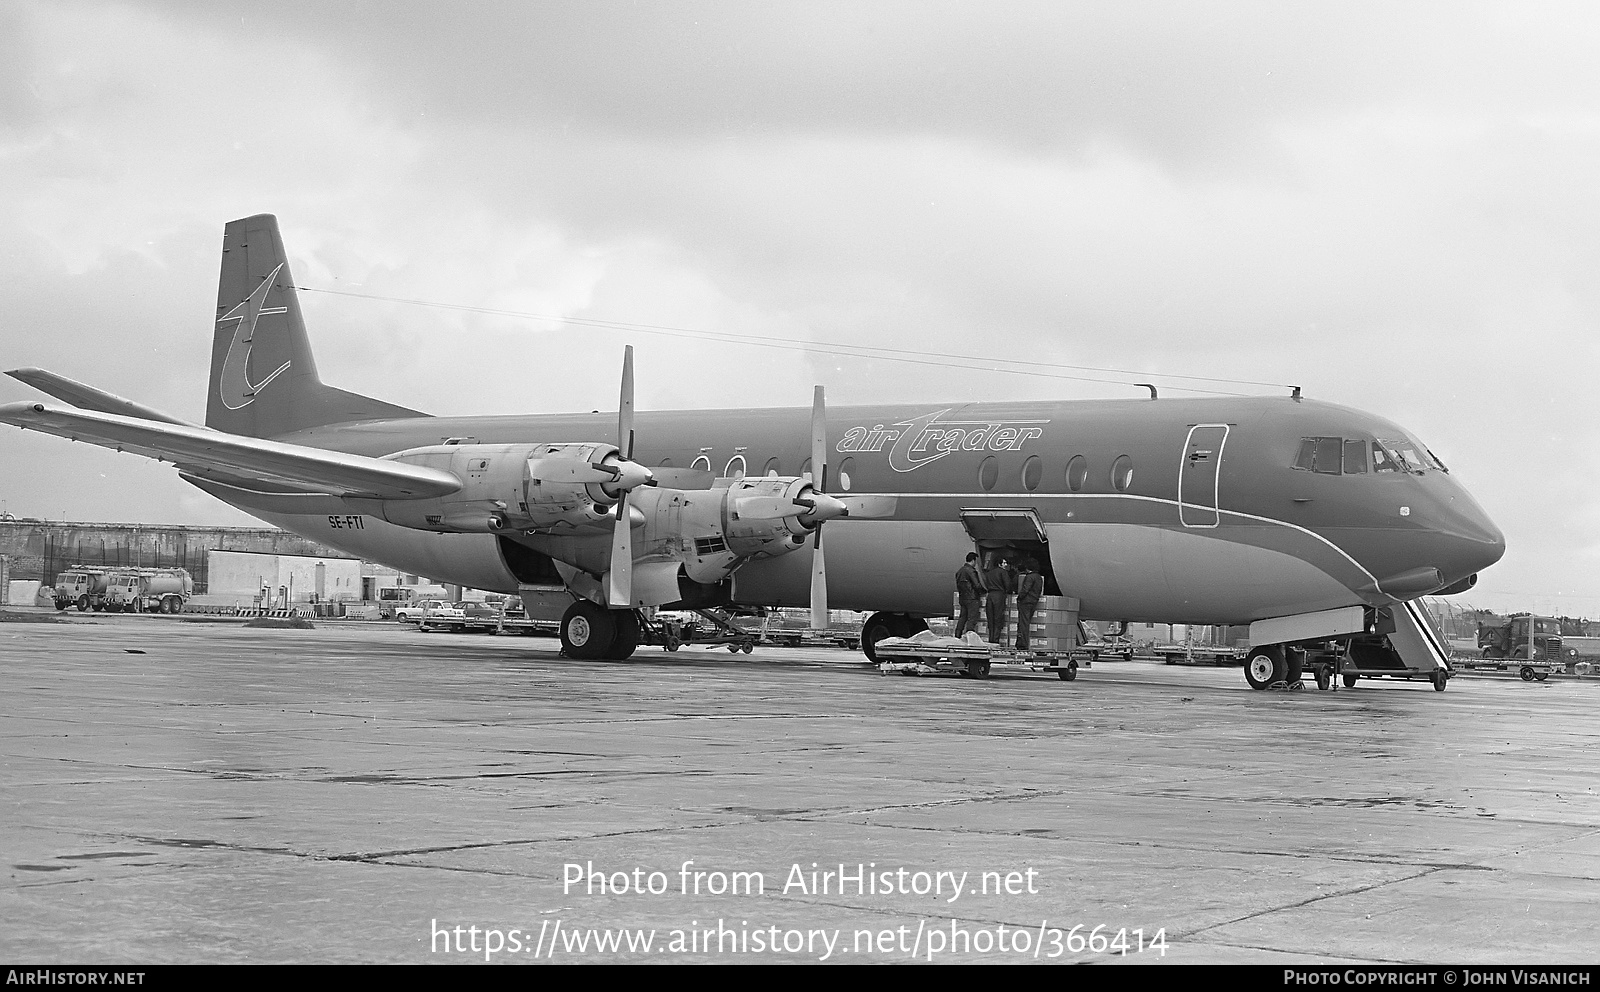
[978,455,999,492]
[1111,454,1134,492]
[1020,455,1042,492]
[1066,455,1088,492]
[1342,439,1368,474]
[1294,437,1342,474]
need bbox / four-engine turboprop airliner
[0,215,1505,689]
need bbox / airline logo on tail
[216,263,292,410]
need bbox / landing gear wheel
[1244,646,1286,690]
[604,610,640,660]
[1285,649,1305,688]
[1520,666,1536,682]
[1315,668,1331,691]
[1534,670,1548,682]
[861,612,905,663]
[1342,672,1359,688]
[1432,671,1448,692]
[966,659,991,679]
[1057,660,1078,682]
[560,601,616,660]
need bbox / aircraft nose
[1437,485,1506,580]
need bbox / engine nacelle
[375,442,635,534]
[666,476,828,586]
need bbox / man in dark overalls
[982,553,1013,644]
[954,552,986,637]
[1014,558,1045,651]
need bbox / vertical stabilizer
[207,214,425,438]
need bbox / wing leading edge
[0,401,460,500]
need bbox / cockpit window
[1376,439,1431,474]
[1342,439,1368,474]
[1294,437,1343,474]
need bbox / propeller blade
[810,384,828,630]
[618,345,635,460]
[526,457,618,484]
[608,492,633,607]
[810,385,826,492]
[837,494,898,518]
[811,529,827,631]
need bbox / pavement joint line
[783,817,1509,871]
[1179,866,1446,939]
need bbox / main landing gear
[559,601,641,660]
[860,612,929,663]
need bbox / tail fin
[206,214,426,438]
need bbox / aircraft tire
[560,601,616,660]
[604,610,640,661]
[860,613,900,663]
[1520,666,1535,682]
[1244,646,1285,690]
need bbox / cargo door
[1179,424,1229,528]
[958,508,1061,597]
[958,508,1047,544]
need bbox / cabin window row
[668,453,1137,493]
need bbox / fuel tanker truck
[53,566,193,613]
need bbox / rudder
[207,214,425,437]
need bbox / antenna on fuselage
[1134,383,1158,399]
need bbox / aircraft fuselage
[240,393,1504,624]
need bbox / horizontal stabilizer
[0,401,461,500]
[7,368,200,428]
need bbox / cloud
[2,0,1597,612]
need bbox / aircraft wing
[0,401,461,500]
[6,368,201,428]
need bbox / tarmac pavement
[2,612,1596,964]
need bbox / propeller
[608,346,638,607]
[810,385,829,631]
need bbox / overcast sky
[2,1,1596,616]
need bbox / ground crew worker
[982,553,1013,644]
[1014,558,1045,651]
[954,552,986,637]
